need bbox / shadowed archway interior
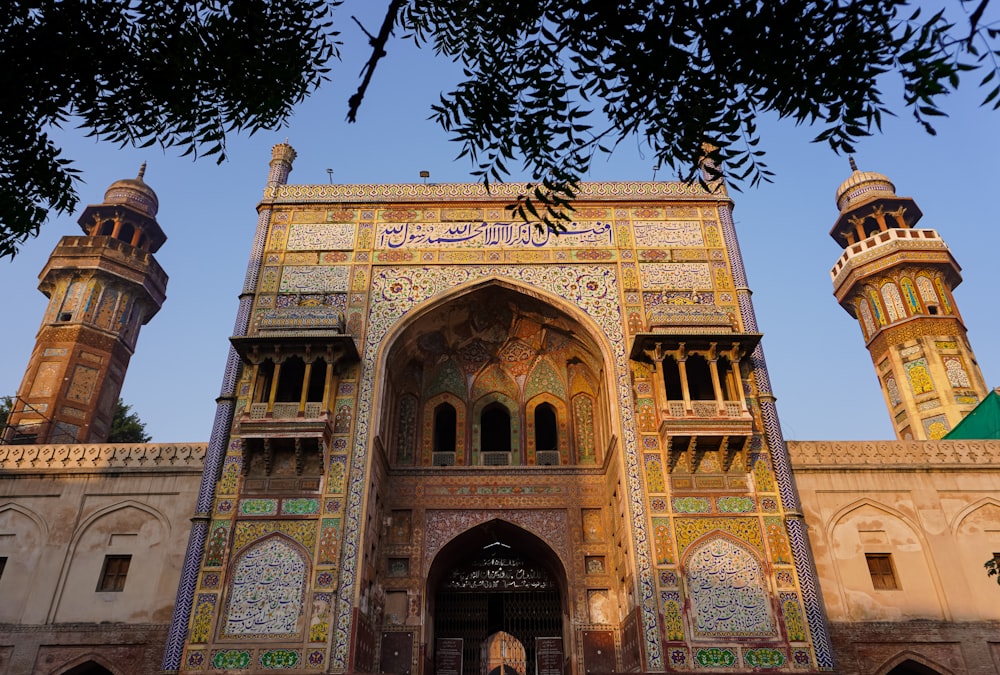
[380,283,609,468]
[427,520,567,675]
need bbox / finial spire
[268,142,297,187]
[848,156,858,172]
[138,162,147,180]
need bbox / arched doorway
[60,662,115,675]
[886,660,945,675]
[428,521,566,675]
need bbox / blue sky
[2,3,998,442]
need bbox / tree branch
[347,0,406,123]
[967,0,991,45]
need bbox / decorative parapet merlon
[262,180,729,204]
[787,440,1000,468]
[0,443,207,471]
[829,229,952,284]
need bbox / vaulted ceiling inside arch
[385,285,604,397]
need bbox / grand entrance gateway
[5,144,1000,675]
[162,143,832,674]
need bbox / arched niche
[221,534,310,639]
[53,501,169,623]
[952,499,1000,618]
[0,504,46,623]
[878,651,952,675]
[829,501,944,621]
[681,534,777,639]
[377,283,608,467]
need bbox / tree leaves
[108,398,152,443]
[986,555,1000,586]
[4,0,1000,252]
[387,0,1000,233]
[0,0,340,258]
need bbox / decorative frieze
[0,443,207,470]
[787,440,1000,467]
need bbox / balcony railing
[536,450,560,466]
[666,400,746,418]
[432,452,456,466]
[481,451,511,466]
[830,228,945,281]
[247,402,327,420]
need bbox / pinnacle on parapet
[271,142,298,166]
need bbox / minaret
[3,166,168,444]
[830,160,988,440]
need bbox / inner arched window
[433,403,457,455]
[535,403,558,452]
[255,360,275,403]
[717,356,736,401]
[481,403,511,453]
[663,357,683,400]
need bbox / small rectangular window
[866,553,898,590]
[97,554,131,592]
[0,556,6,580]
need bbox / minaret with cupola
[830,159,988,440]
[3,166,168,444]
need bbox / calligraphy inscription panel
[633,221,704,247]
[375,221,614,249]
[639,263,713,290]
[287,223,356,250]
[279,266,351,293]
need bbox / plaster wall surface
[789,439,1000,673]
[0,443,205,674]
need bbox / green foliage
[378,0,999,231]
[987,555,1000,585]
[0,0,340,258]
[4,1,1000,251]
[108,399,152,443]
[0,396,11,431]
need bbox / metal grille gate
[435,589,561,675]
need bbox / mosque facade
[0,144,998,675]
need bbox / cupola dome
[103,163,159,217]
[834,157,896,212]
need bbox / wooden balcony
[238,401,332,441]
[660,399,754,473]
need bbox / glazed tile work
[829,167,989,441]
[172,144,831,673]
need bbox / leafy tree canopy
[1,0,338,258]
[0,396,149,442]
[108,399,152,443]
[0,397,11,431]
[2,0,998,255]
[387,0,999,226]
